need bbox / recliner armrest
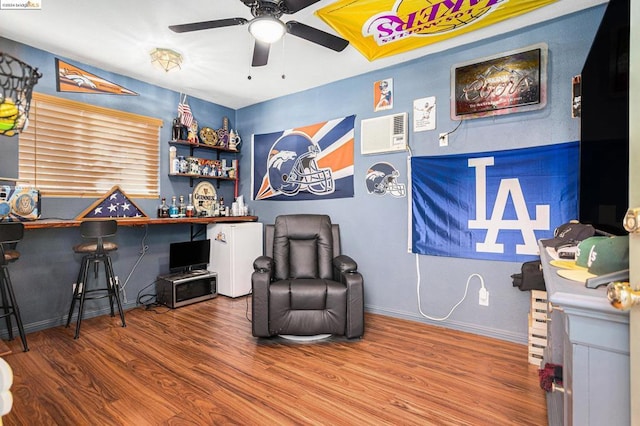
[332,255,364,339]
[333,255,358,273]
[253,255,273,273]
[252,255,274,337]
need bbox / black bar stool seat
[0,222,29,352]
[66,220,126,339]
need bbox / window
[19,92,163,198]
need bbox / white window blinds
[19,92,163,198]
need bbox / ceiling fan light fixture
[150,48,183,72]
[248,16,286,44]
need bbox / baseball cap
[545,244,578,261]
[557,235,629,283]
[550,236,606,270]
[541,221,596,249]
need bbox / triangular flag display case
[76,186,148,220]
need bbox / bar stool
[66,220,126,339]
[0,223,29,352]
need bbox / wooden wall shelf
[22,216,258,230]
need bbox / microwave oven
[156,270,217,309]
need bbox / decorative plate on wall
[192,181,217,215]
[199,127,217,146]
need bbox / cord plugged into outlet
[438,133,448,147]
[479,287,489,306]
[415,260,489,321]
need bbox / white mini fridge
[207,222,263,297]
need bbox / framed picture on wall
[374,78,393,112]
[413,96,436,132]
[451,43,548,120]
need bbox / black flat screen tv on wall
[579,0,629,236]
[169,239,211,273]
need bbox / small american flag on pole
[178,94,194,128]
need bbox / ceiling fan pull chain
[281,37,286,79]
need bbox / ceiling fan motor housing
[251,1,284,19]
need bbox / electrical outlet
[479,288,489,306]
[439,133,448,147]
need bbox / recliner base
[279,334,332,342]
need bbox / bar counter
[22,215,259,229]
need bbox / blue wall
[0,37,239,332]
[0,4,605,343]
[237,6,605,343]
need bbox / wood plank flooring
[1,296,547,425]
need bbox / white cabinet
[207,222,263,297]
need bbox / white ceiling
[0,0,606,109]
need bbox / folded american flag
[80,187,147,219]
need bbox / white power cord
[407,120,477,320]
[415,253,486,321]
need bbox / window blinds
[19,92,163,198]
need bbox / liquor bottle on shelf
[157,197,168,218]
[219,197,225,216]
[178,195,186,217]
[161,198,170,218]
[210,194,217,217]
[213,197,220,217]
[169,196,178,218]
[186,194,194,218]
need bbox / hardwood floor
[1,296,547,425]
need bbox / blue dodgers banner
[252,115,355,201]
[411,142,579,262]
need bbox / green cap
[550,236,606,270]
[557,236,629,283]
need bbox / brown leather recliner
[251,214,364,339]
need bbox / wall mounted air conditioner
[360,112,408,155]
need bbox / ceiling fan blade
[285,21,349,52]
[252,40,270,67]
[281,0,322,14]
[169,18,247,33]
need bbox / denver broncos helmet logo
[268,149,297,170]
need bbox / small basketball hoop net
[0,53,42,137]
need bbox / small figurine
[187,120,199,144]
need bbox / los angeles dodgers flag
[411,142,579,262]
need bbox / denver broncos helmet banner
[411,142,578,262]
[252,116,355,201]
[315,0,558,61]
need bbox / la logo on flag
[467,156,549,256]
[411,142,579,262]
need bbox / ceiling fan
[169,0,349,67]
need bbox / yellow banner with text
[315,0,558,61]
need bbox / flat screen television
[579,0,629,236]
[169,239,211,273]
